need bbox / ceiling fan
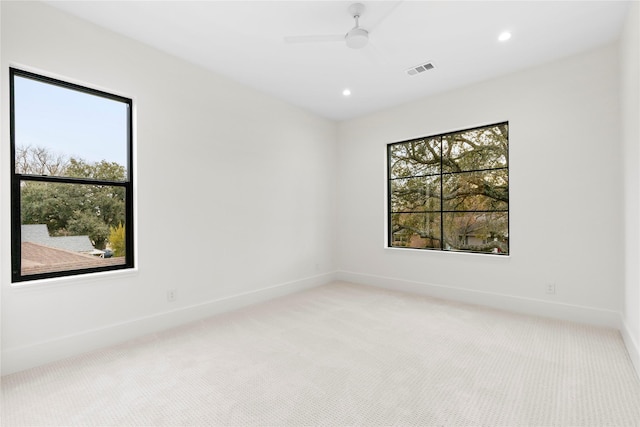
[284,3,376,50]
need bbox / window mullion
[387,122,509,255]
[439,136,444,250]
[11,68,134,282]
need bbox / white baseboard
[336,270,622,329]
[621,320,640,380]
[2,272,336,376]
[4,271,629,378]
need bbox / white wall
[1,1,635,377]
[621,1,640,376]
[0,0,3,377]
[1,1,337,374]
[336,43,624,328]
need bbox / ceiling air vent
[406,61,436,76]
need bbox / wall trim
[4,271,630,377]
[1,272,336,376]
[336,270,622,329]
[621,320,640,380]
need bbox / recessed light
[498,31,512,42]
[342,88,351,97]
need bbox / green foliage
[109,223,126,257]
[19,147,126,250]
[67,212,111,249]
[66,158,126,181]
[389,124,509,254]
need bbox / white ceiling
[45,1,631,121]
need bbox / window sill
[384,246,511,259]
[9,267,139,291]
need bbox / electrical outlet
[545,283,556,295]
[167,289,177,302]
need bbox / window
[10,68,134,282]
[388,122,508,255]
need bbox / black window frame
[10,68,134,282]
[387,122,509,256]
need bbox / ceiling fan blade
[362,41,382,64]
[367,0,404,32]
[284,34,345,44]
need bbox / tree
[67,212,111,249]
[18,145,126,250]
[15,145,68,175]
[389,124,509,253]
[108,223,126,257]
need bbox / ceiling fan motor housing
[345,27,368,49]
[348,3,366,18]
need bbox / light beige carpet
[1,282,639,426]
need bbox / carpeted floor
[2,281,639,426]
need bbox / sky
[14,75,129,169]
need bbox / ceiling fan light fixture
[345,27,368,49]
[498,31,512,42]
